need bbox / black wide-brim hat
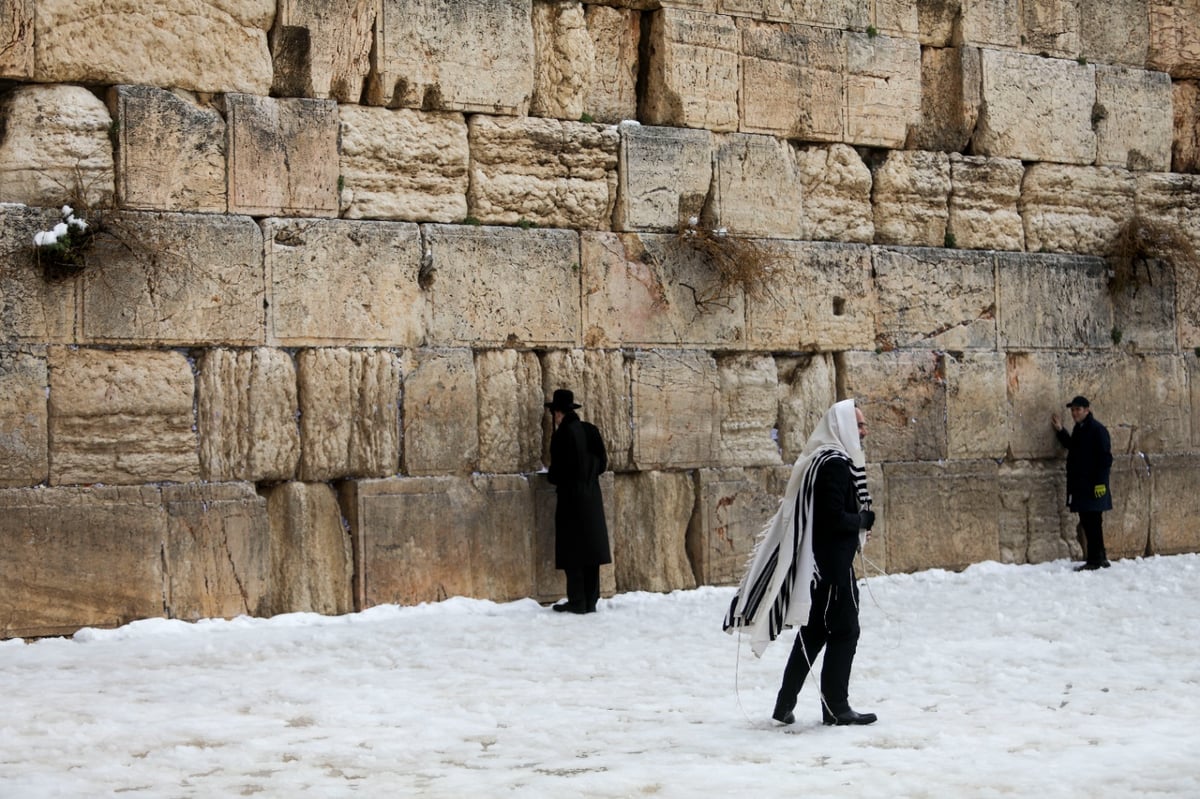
[545,388,582,411]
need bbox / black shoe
[772,708,795,725]
[1075,561,1105,571]
[552,601,587,613]
[822,708,877,726]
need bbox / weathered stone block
[948,154,1025,251]
[883,460,1000,573]
[401,348,478,476]
[1134,171,1200,260]
[738,20,844,142]
[476,349,544,475]
[0,0,32,78]
[906,45,982,153]
[840,349,948,463]
[1149,0,1200,79]
[613,470,697,592]
[110,85,226,213]
[874,0,919,37]
[270,0,375,102]
[1109,256,1176,352]
[614,124,713,232]
[998,460,1074,565]
[844,32,922,148]
[974,49,1096,164]
[642,8,739,132]
[631,350,721,469]
[946,351,1009,460]
[540,348,632,472]
[262,481,354,616]
[264,218,424,347]
[163,482,270,622]
[0,485,164,638]
[960,0,1020,48]
[1080,0,1149,67]
[34,0,274,94]
[581,232,745,348]
[226,94,339,217]
[0,85,114,209]
[531,471,616,602]
[1020,164,1136,255]
[718,353,783,467]
[716,0,869,28]
[916,0,958,46]
[1106,453,1153,560]
[424,225,581,347]
[0,206,75,344]
[1150,454,1200,554]
[746,241,875,351]
[1174,80,1200,173]
[298,348,402,481]
[338,106,469,223]
[873,247,998,351]
[584,5,640,123]
[1005,351,1064,460]
[197,348,300,483]
[49,348,199,486]
[686,465,790,586]
[79,212,265,346]
[997,251,1112,349]
[0,347,47,487]
[796,144,874,243]
[709,133,803,237]
[467,115,619,229]
[872,150,951,247]
[367,0,534,114]
[1094,65,1174,171]
[1192,354,1200,449]
[531,1,593,120]
[1019,0,1081,59]
[775,352,836,463]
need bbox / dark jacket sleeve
[812,457,863,537]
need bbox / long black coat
[809,456,865,588]
[548,412,612,569]
[1056,413,1114,512]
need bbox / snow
[3,554,1199,798]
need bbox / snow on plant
[33,205,95,278]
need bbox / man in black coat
[1052,395,1114,571]
[545,388,611,614]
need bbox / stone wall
[2,0,1199,638]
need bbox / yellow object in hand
[1094,484,1107,499]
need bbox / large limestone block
[945,351,1009,460]
[1095,65,1174,171]
[34,0,273,94]
[0,485,164,638]
[262,481,354,616]
[1149,0,1200,78]
[960,0,1020,48]
[996,251,1112,349]
[1108,256,1176,352]
[0,206,75,343]
[709,133,803,237]
[844,32,922,148]
[796,144,873,243]
[227,94,339,217]
[580,232,745,348]
[872,150,951,247]
[264,218,424,347]
[1080,0,1149,67]
[1150,454,1200,554]
[540,348,632,471]
[974,49,1097,164]
[298,348,402,481]
[642,8,739,132]
[718,353,782,467]
[1006,352,1064,460]
[0,0,32,78]
[613,470,697,592]
[874,0,919,37]
[1105,454,1153,560]
[1193,353,1200,449]
[883,460,1001,573]
[915,0,958,46]
[872,247,998,351]
[947,154,1025,251]
[583,5,640,123]
[1019,0,1081,59]
[906,46,982,153]
[110,86,226,213]
[631,350,721,469]
[339,106,469,223]
[49,348,199,486]
[401,348,478,476]
[614,124,713,232]
[467,115,619,229]
[476,349,544,475]
[270,0,375,102]
[686,465,790,586]
[0,347,47,487]
[0,85,114,209]
[775,352,836,463]
[162,482,270,621]
[424,225,581,347]
[840,350,948,463]
[530,471,616,602]
[715,0,869,28]
[746,241,875,351]
[997,461,1074,565]
[1174,80,1200,173]
[197,347,300,483]
[367,0,534,114]
[1020,163,1136,255]
[738,20,844,142]
[531,1,593,120]
[1134,171,1200,257]
[344,474,535,606]
[78,212,265,346]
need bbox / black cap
[1065,395,1090,408]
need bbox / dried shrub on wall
[673,220,781,312]
[1106,215,1200,329]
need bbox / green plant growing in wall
[516,218,536,230]
[944,232,957,249]
[866,25,878,38]
[1111,326,1123,345]
[579,113,594,124]
[33,204,95,280]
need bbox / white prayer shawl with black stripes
[723,399,872,658]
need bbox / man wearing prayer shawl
[723,399,878,726]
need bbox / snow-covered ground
[3,554,1198,798]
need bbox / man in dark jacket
[545,388,611,614]
[1052,395,1114,571]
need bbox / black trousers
[1079,510,1107,564]
[774,580,861,717]
[565,566,600,611]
